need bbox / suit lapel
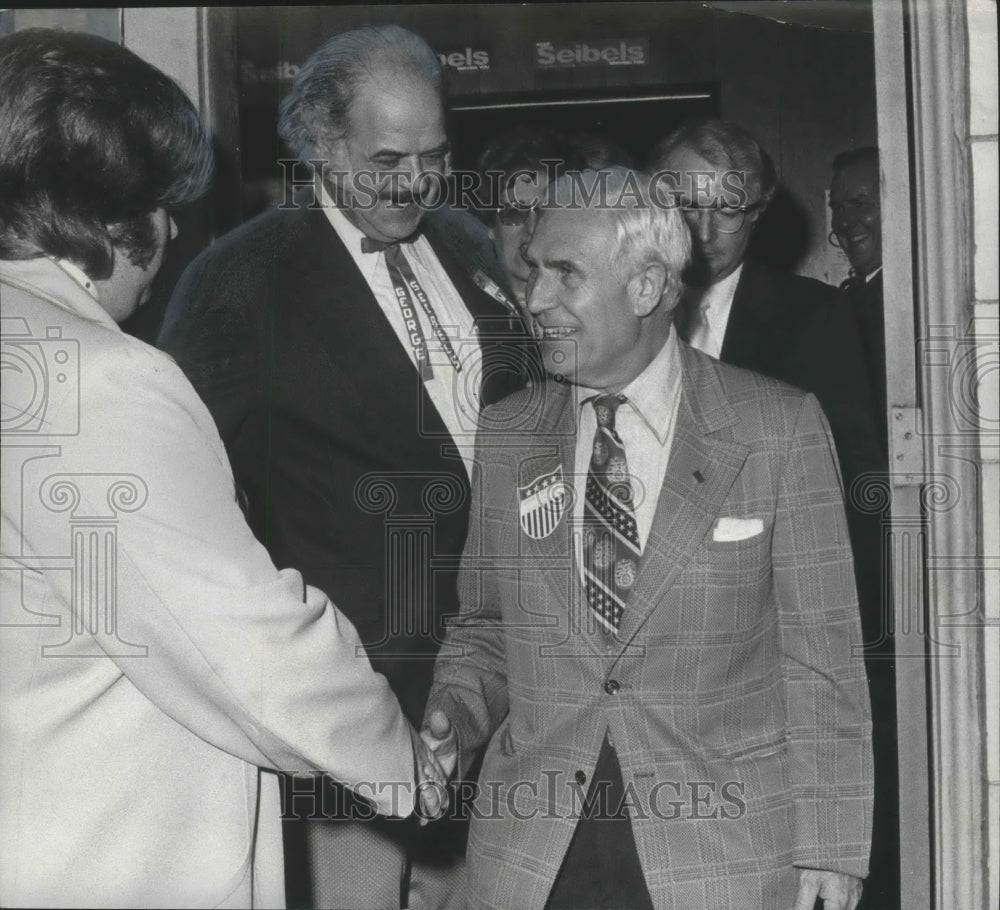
[720,260,781,367]
[286,210,426,391]
[510,381,613,656]
[615,346,750,645]
[514,380,576,586]
[281,210,459,451]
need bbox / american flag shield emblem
[518,466,568,540]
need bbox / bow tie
[360,231,421,254]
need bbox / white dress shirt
[572,329,685,578]
[683,263,744,359]
[320,187,482,476]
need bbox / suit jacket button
[604,678,620,695]
[574,770,587,786]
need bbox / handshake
[409,709,458,824]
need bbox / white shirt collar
[54,258,99,301]
[1,256,117,329]
[318,182,432,283]
[576,328,683,445]
[317,183,384,286]
[699,262,743,312]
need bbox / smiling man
[830,148,882,283]
[423,168,874,910]
[159,25,532,910]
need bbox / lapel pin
[693,470,705,484]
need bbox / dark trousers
[546,735,654,910]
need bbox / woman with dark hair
[1,29,440,908]
[0,29,213,287]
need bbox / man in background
[648,119,881,494]
[475,125,586,311]
[159,24,532,910]
[830,145,897,910]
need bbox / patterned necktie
[582,394,642,633]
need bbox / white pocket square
[712,517,764,542]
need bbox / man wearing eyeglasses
[159,25,533,910]
[475,126,587,313]
[649,119,882,521]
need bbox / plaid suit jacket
[426,343,873,910]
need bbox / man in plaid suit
[422,168,873,909]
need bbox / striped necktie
[582,394,642,633]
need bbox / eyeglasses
[679,201,762,234]
[492,201,539,227]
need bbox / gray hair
[648,118,777,207]
[277,25,442,163]
[542,167,691,310]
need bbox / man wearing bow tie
[423,168,873,910]
[159,25,532,910]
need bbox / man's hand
[409,723,449,825]
[420,708,459,779]
[793,869,863,910]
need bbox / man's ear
[747,192,772,229]
[316,132,350,175]
[628,261,669,318]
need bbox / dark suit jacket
[716,260,889,647]
[721,259,883,487]
[841,270,887,457]
[158,204,534,725]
